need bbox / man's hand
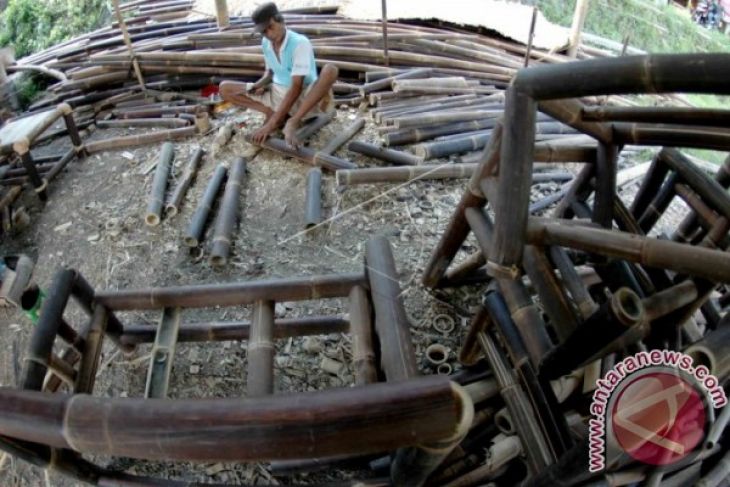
[283,118,302,149]
[252,123,275,145]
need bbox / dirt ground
[0,91,697,485]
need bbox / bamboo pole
[568,0,590,58]
[85,126,195,153]
[111,0,147,91]
[145,142,174,226]
[365,236,418,381]
[165,146,204,217]
[183,164,227,247]
[210,157,246,267]
[247,300,275,396]
[304,167,322,228]
[347,140,423,166]
[349,285,378,385]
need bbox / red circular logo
[611,371,707,466]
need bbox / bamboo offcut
[183,164,227,247]
[165,146,204,216]
[210,157,246,267]
[304,167,322,228]
[145,142,174,226]
[348,140,423,166]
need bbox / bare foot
[283,118,301,148]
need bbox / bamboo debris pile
[421,53,730,486]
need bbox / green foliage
[0,0,111,58]
[537,0,730,53]
[15,74,41,106]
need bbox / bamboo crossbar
[0,376,464,461]
[95,273,367,309]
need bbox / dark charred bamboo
[540,287,645,379]
[349,285,378,385]
[295,111,336,143]
[637,172,679,233]
[336,163,476,186]
[421,123,503,288]
[491,87,537,268]
[96,118,189,128]
[611,123,730,150]
[660,148,730,220]
[385,119,496,147]
[582,106,730,126]
[210,157,246,267]
[477,331,553,474]
[22,269,75,391]
[85,126,195,153]
[458,304,491,367]
[183,164,226,247]
[548,246,597,318]
[391,398,474,487]
[165,146,204,217]
[364,236,418,381]
[347,140,423,166]
[74,306,109,394]
[319,118,365,155]
[359,67,432,95]
[97,272,366,310]
[523,245,580,342]
[247,134,356,171]
[304,167,322,228]
[526,217,730,283]
[247,300,275,397]
[120,315,348,345]
[16,150,47,201]
[0,376,464,461]
[145,141,174,226]
[592,142,617,228]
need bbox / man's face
[262,19,284,43]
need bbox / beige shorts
[248,83,332,120]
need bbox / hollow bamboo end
[210,254,227,267]
[145,214,161,226]
[165,205,178,217]
[183,236,198,247]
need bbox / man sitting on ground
[219,2,338,148]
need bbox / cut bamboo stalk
[347,140,423,166]
[85,126,195,153]
[304,167,322,228]
[165,146,204,217]
[0,376,463,461]
[336,163,476,186]
[349,285,378,385]
[210,157,246,267]
[96,118,189,128]
[319,118,365,155]
[247,300,275,397]
[145,141,174,226]
[365,236,418,381]
[183,164,227,247]
[247,134,357,171]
